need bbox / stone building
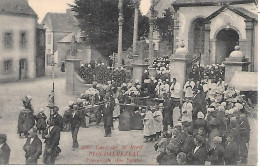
[172,0,258,71]
[0,0,45,82]
[41,9,78,66]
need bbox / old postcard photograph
[0,0,258,165]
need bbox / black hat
[0,134,7,142]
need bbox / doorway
[216,28,239,64]
[19,59,27,80]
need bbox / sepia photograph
[0,0,258,165]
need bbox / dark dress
[0,143,10,164]
[118,111,132,131]
[131,111,143,130]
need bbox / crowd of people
[0,58,253,165]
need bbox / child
[36,108,47,134]
[153,105,163,140]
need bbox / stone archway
[215,28,239,64]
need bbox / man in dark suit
[224,133,239,165]
[0,134,10,164]
[192,86,206,120]
[51,106,63,130]
[23,127,42,164]
[187,135,207,165]
[42,119,61,165]
[71,104,82,150]
[208,136,224,165]
[102,95,114,137]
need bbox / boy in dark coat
[36,108,47,134]
[23,127,42,164]
[0,134,10,164]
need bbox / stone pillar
[132,38,149,85]
[245,20,254,72]
[149,0,155,66]
[132,0,140,55]
[173,12,180,53]
[204,21,211,65]
[117,0,124,68]
[65,57,82,94]
[223,45,250,83]
[170,42,189,88]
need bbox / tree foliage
[70,0,149,57]
[155,8,174,48]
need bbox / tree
[155,8,174,53]
[70,0,149,57]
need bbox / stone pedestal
[170,57,188,88]
[223,58,250,83]
[223,45,250,83]
[65,58,82,94]
[132,63,149,85]
[148,67,157,78]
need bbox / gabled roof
[0,0,37,16]
[42,12,77,32]
[204,5,257,22]
[173,0,255,7]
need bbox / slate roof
[0,0,37,16]
[173,0,255,7]
[42,12,77,32]
[204,5,258,21]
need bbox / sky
[29,0,151,23]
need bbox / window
[47,34,51,44]
[40,32,45,46]
[193,18,205,54]
[4,32,13,47]
[20,32,27,48]
[3,60,12,73]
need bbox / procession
[0,0,258,165]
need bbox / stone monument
[170,42,189,88]
[132,37,149,85]
[223,45,250,83]
[66,36,82,94]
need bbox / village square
[0,0,258,165]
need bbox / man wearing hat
[70,104,82,150]
[0,134,10,164]
[23,127,42,164]
[42,119,61,164]
[50,106,63,131]
[192,86,206,120]
[102,96,114,137]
